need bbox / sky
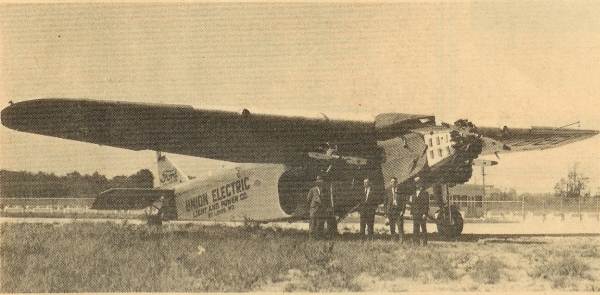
[0,2,599,193]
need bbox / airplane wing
[1,98,378,165]
[477,126,599,155]
[2,98,597,163]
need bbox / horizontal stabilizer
[92,188,174,210]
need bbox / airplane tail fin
[157,151,189,187]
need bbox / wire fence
[1,196,599,222]
[449,196,600,222]
[0,198,142,216]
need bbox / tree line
[0,169,153,198]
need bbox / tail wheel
[436,206,463,238]
[145,205,164,226]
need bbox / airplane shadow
[330,232,600,244]
[450,232,600,243]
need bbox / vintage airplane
[1,98,598,236]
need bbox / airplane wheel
[147,214,163,226]
[436,206,463,239]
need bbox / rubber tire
[436,206,464,239]
[147,214,163,226]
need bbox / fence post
[579,193,582,221]
[521,195,525,221]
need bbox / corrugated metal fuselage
[167,129,454,222]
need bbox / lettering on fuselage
[184,176,251,218]
[160,169,179,184]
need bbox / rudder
[157,151,189,187]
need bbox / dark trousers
[360,208,375,238]
[326,216,338,237]
[387,207,404,241]
[309,215,325,239]
[310,211,336,239]
[412,215,428,245]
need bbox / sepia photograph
[1,1,599,292]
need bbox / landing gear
[435,205,463,238]
[432,183,464,239]
[146,213,163,226]
[145,196,165,226]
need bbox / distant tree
[554,163,589,200]
[128,169,154,188]
[66,171,82,179]
[0,169,154,198]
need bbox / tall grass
[1,223,357,292]
[529,254,591,289]
[469,256,505,284]
[1,223,598,292]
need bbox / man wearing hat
[307,175,330,239]
[412,177,430,246]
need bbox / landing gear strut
[146,213,163,226]
[436,205,463,238]
[145,196,166,226]
[432,183,464,238]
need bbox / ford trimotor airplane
[1,99,598,236]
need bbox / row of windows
[428,134,449,147]
[429,146,452,159]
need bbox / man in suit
[412,178,430,246]
[385,177,408,242]
[307,175,330,239]
[360,177,377,240]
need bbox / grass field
[1,222,599,292]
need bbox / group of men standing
[384,177,429,245]
[306,175,337,239]
[307,175,430,245]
